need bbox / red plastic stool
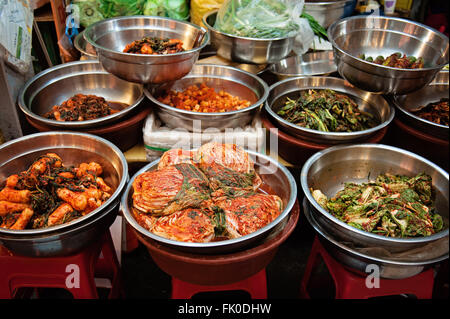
[300,236,435,299]
[0,230,123,299]
[171,269,268,299]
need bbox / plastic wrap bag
[214,0,313,54]
[0,0,33,74]
[143,112,265,162]
[190,0,224,27]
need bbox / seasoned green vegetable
[276,89,379,132]
[300,12,328,42]
[312,173,444,238]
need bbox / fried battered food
[123,37,184,55]
[132,164,210,216]
[0,153,113,230]
[44,94,121,122]
[150,208,215,243]
[215,194,283,238]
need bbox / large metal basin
[0,132,128,256]
[18,60,144,129]
[121,149,297,254]
[145,64,268,132]
[392,70,448,140]
[328,16,449,94]
[303,198,448,279]
[301,144,449,253]
[265,76,394,144]
[84,16,209,84]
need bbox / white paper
[0,0,33,74]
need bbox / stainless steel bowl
[265,76,394,144]
[301,144,449,253]
[392,69,449,140]
[268,51,337,80]
[145,63,269,132]
[0,201,119,257]
[203,11,295,65]
[0,132,128,256]
[18,60,144,129]
[328,16,449,95]
[304,0,356,28]
[84,16,209,84]
[303,198,448,279]
[74,31,97,60]
[121,149,297,254]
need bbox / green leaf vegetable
[214,0,327,42]
[300,12,328,41]
[143,0,189,20]
[74,0,189,28]
[214,0,301,39]
[276,89,379,133]
[312,173,444,238]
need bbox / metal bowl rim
[392,83,449,130]
[268,51,337,77]
[202,10,297,42]
[328,15,450,72]
[120,149,297,249]
[264,76,395,138]
[17,60,145,128]
[144,63,269,116]
[303,198,449,266]
[84,15,209,58]
[74,31,97,58]
[0,131,129,235]
[300,143,449,244]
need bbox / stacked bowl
[294,15,449,280]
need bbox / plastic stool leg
[95,231,124,298]
[299,238,321,299]
[171,269,268,299]
[311,236,436,299]
[244,269,267,299]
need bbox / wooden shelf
[34,2,54,22]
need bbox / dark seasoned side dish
[359,52,424,69]
[44,94,122,122]
[413,98,449,126]
[123,37,184,55]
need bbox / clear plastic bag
[214,0,313,54]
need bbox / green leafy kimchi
[312,173,444,238]
[276,89,379,133]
